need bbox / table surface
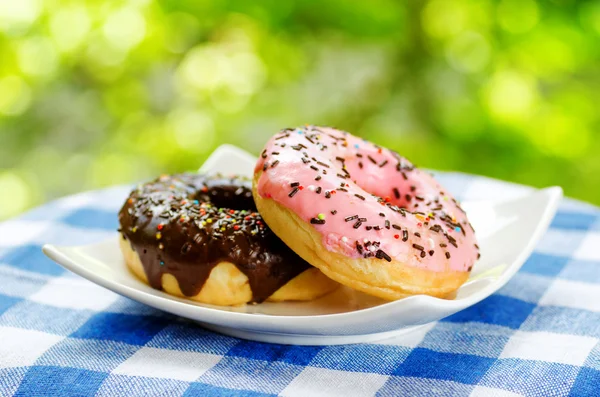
[0,172,599,397]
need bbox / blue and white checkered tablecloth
[1,173,599,397]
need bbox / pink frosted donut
[252,126,479,300]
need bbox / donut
[253,126,480,300]
[118,173,338,306]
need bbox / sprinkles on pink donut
[253,126,480,299]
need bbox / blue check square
[14,366,108,396]
[570,367,600,397]
[443,295,536,329]
[0,294,21,316]
[72,312,170,345]
[392,348,495,384]
[551,212,597,231]
[61,208,117,231]
[520,253,569,277]
[2,245,64,276]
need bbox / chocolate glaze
[118,173,311,303]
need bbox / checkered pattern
[1,174,599,397]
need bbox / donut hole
[193,184,256,211]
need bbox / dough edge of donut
[119,238,338,306]
[252,172,469,300]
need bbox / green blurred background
[0,0,599,219]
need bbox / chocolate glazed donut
[119,173,337,304]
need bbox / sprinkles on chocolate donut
[119,173,338,305]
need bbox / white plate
[43,145,562,345]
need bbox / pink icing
[255,126,479,273]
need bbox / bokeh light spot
[86,36,128,68]
[17,37,59,78]
[422,0,467,38]
[513,27,581,78]
[49,6,91,52]
[102,8,147,51]
[176,42,266,104]
[178,46,222,92]
[0,172,32,218]
[486,71,536,120]
[168,109,215,151]
[0,75,32,116]
[89,153,139,187]
[210,86,251,114]
[531,111,590,159]
[497,0,539,34]
[446,31,491,73]
[0,0,41,35]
